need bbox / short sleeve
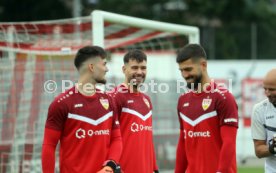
[251,104,266,140]
[45,100,68,131]
[216,92,239,127]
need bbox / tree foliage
[0,0,71,21]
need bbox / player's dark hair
[176,44,207,63]
[74,45,107,70]
[123,49,147,64]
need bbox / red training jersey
[176,83,238,173]
[109,84,158,173]
[45,87,120,173]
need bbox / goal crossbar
[92,10,199,47]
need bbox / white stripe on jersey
[122,107,152,121]
[180,111,217,126]
[68,112,113,125]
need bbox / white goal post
[92,10,200,48]
[0,10,200,172]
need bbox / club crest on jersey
[143,97,150,108]
[100,98,109,110]
[202,98,212,111]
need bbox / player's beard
[95,77,106,84]
[128,74,145,89]
[185,73,202,90]
[268,95,276,107]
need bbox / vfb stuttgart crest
[143,97,150,108]
[202,98,212,111]
[100,98,109,110]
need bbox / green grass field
[162,167,264,173]
[238,167,263,173]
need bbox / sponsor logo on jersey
[130,122,152,133]
[202,98,212,111]
[143,97,150,108]
[183,103,189,107]
[266,115,275,120]
[224,118,238,123]
[74,103,83,108]
[76,128,86,139]
[127,100,134,103]
[100,97,109,110]
[184,129,211,138]
[76,128,110,139]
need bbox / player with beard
[175,44,238,173]
[42,46,122,173]
[109,49,159,173]
[251,69,276,173]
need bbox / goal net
[0,10,199,55]
[0,10,199,172]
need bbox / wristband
[103,160,121,173]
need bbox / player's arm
[100,129,122,173]
[100,96,122,173]
[153,150,159,173]
[216,91,239,173]
[107,96,122,163]
[41,100,67,173]
[251,104,276,157]
[42,128,61,173]
[175,129,187,173]
[175,103,188,173]
[151,138,159,173]
[97,167,113,173]
[147,97,159,173]
[107,128,122,163]
[253,139,274,158]
[108,91,123,118]
[217,125,237,172]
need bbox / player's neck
[77,78,96,96]
[195,76,211,93]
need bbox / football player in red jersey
[42,46,122,173]
[175,44,238,173]
[109,50,159,173]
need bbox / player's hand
[97,166,114,173]
[101,160,122,173]
[269,134,276,155]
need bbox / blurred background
[0,0,275,172]
[1,0,276,60]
